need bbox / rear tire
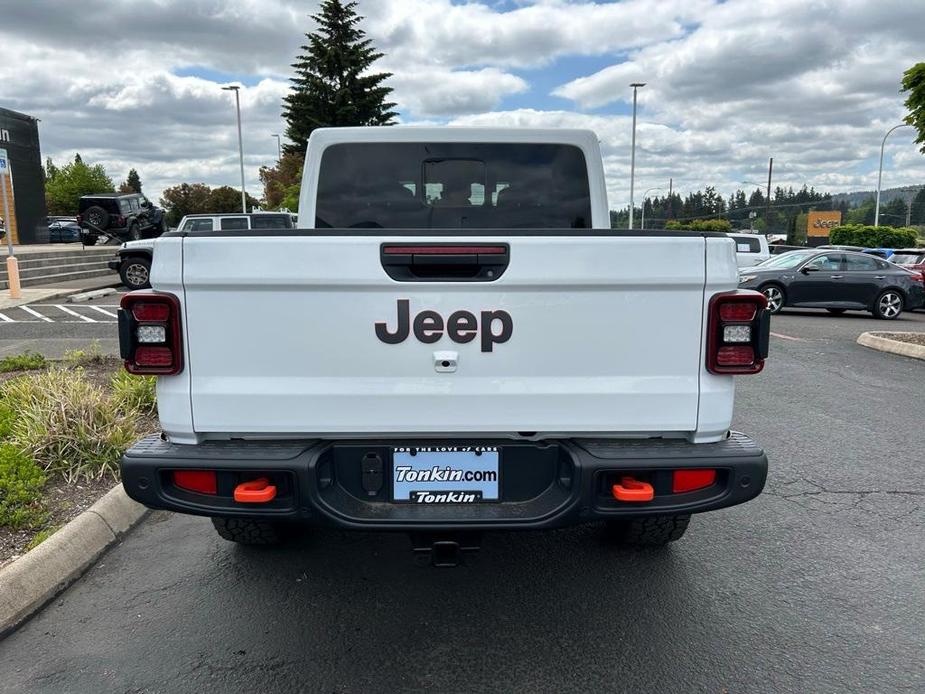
[605,514,691,547]
[211,517,288,545]
[760,284,785,314]
[872,289,903,320]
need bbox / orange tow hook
[234,478,277,503]
[611,476,654,502]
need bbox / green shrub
[111,370,157,417]
[0,400,15,439]
[2,368,137,482]
[0,352,47,373]
[0,443,47,529]
[62,340,105,367]
[829,225,918,248]
[25,525,59,551]
[665,219,732,232]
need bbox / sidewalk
[0,276,122,310]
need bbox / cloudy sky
[1,0,922,209]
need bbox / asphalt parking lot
[0,307,923,692]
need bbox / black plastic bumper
[121,434,767,531]
[107,258,120,271]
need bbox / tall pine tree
[126,168,142,194]
[282,0,396,154]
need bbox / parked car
[118,127,771,560]
[47,217,82,243]
[108,212,295,289]
[77,193,168,244]
[727,232,771,267]
[889,248,925,272]
[738,249,925,319]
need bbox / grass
[111,370,157,417]
[2,368,139,482]
[0,352,48,373]
[62,340,106,367]
[0,443,47,529]
[24,525,59,551]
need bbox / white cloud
[0,0,921,210]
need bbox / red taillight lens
[120,291,183,375]
[719,302,756,322]
[173,470,217,495]
[672,469,717,493]
[716,345,755,366]
[132,302,170,322]
[707,290,768,375]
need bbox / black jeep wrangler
[77,193,167,244]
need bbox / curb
[857,332,925,361]
[67,287,118,303]
[0,279,121,311]
[0,484,148,637]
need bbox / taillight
[116,215,126,226]
[76,214,83,223]
[173,470,217,494]
[119,291,183,375]
[672,469,717,493]
[706,290,769,375]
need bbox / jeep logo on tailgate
[376,299,513,352]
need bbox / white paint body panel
[152,128,740,443]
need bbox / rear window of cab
[314,142,592,230]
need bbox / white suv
[727,233,771,268]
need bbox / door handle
[830,275,843,279]
[874,275,886,279]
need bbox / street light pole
[222,85,247,213]
[874,123,912,227]
[628,82,645,229]
[272,134,282,162]
[640,187,664,230]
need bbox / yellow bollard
[6,255,21,299]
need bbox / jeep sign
[376,299,513,352]
[807,211,842,238]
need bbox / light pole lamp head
[221,85,240,92]
[629,82,646,89]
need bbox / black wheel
[83,205,110,230]
[760,284,785,314]
[119,258,151,289]
[604,514,691,547]
[127,223,142,241]
[872,289,903,320]
[211,517,289,545]
[826,308,847,315]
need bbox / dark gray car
[738,249,924,320]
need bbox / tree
[125,169,142,194]
[208,186,260,213]
[902,63,925,154]
[159,183,260,226]
[259,152,304,210]
[159,183,214,226]
[910,187,925,225]
[44,155,115,214]
[282,0,397,154]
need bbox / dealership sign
[807,210,842,237]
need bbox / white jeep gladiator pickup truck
[119,127,769,564]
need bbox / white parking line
[88,306,118,318]
[0,312,12,322]
[20,306,54,322]
[54,304,97,323]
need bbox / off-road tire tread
[607,514,691,546]
[211,517,284,545]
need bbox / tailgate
[182,234,708,436]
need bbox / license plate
[392,446,500,503]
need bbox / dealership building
[0,107,48,245]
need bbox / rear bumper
[121,433,767,531]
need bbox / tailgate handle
[381,244,509,282]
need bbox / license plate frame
[391,446,501,503]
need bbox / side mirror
[801,265,819,274]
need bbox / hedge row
[828,225,918,248]
[664,219,733,232]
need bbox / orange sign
[807,211,841,238]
